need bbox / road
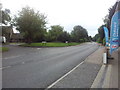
[2,42,99,88]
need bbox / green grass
[0,47,9,52]
[10,43,25,44]
[21,42,80,47]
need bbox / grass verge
[0,47,9,52]
[21,42,81,47]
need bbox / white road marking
[37,48,41,50]
[22,62,25,64]
[1,66,11,69]
[46,61,84,89]
[91,64,112,88]
[1,62,26,70]
[91,65,106,88]
[3,55,21,60]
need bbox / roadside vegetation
[21,42,81,47]
[93,2,116,45]
[1,2,116,46]
[0,47,9,52]
[2,6,92,45]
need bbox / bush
[102,38,106,46]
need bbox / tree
[57,31,70,42]
[14,6,47,43]
[97,25,106,44]
[1,8,12,42]
[98,25,105,39]
[2,9,11,25]
[88,36,93,42]
[97,1,117,44]
[93,34,100,42]
[103,2,117,35]
[108,2,117,24]
[71,25,88,42]
[47,25,64,42]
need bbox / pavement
[108,48,119,88]
[46,46,119,89]
[93,47,119,89]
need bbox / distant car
[0,36,6,43]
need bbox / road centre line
[37,48,41,50]
[3,55,21,60]
[22,62,25,64]
[1,62,26,70]
[0,66,11,70]
[45,61,84,89]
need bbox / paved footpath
[108,47,119,88]
[46,47,104,88]
[91,47,119,89]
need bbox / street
[2,42,99,88]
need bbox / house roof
[11,33,23,39]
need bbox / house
[2,26,24,42]
[2,26,13,42]
[10,33,24,42]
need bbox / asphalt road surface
[2,42,99,88]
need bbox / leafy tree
[103,15,111,37]
[88,36,93,42]
[98,25,105,44]
[103,2,117,35]
[47,25,64,42]
[97,37,102,43]
[57,31,70,42]
[1,8,12,42]
[97,2,117,44]
[71,25,88,42]
[14,6,47,43]
[2,26,13,42]
[2,9,11,25]
[108,2,117,23]
[93,34,100,42]
[98,25,105,39]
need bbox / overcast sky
[1,0,116,37]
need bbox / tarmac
[46,46,119,89]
